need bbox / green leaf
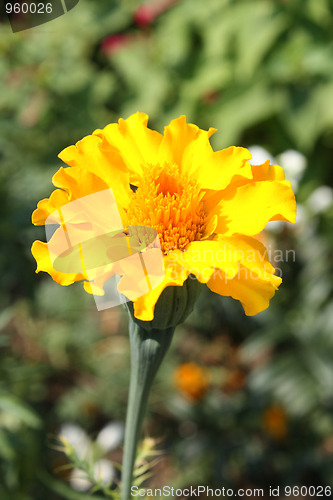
[0,393,41,429]
[0,428,16,461]
[234,2,287,80]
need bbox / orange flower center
[125,163,207,253]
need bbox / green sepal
[126,276,201,331]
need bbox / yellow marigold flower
[31,112,296,321]
[174,362,210,400]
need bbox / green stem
[121,317,175,500]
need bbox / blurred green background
[1,0,333,498]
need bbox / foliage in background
[1,0,333,498]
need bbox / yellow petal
[159,116,216,179]
[32,189,69,226]
[208,264,282,316]
[202,189,226,218]
[201,214,218,239]
[83,264,116,297]
[195,146,253,190]
[214,180,296,237]
[233,235,276,279]
[179,235,275,284]
[31,240,85,286]
[83,281,95,295]
[202,160,286,216]
[94,112,163,185]
[32,167,117,227]
[58,135,131,209]
[251,160,285,181]
[132,252,189,322]
[52,166,109,201]
[178,240,240,283]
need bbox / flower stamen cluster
[125,163,206,253]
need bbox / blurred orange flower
[174,362,210,401]
[262,405,288,440]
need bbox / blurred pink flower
[134,0,178,27]
[101,34,132,55]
